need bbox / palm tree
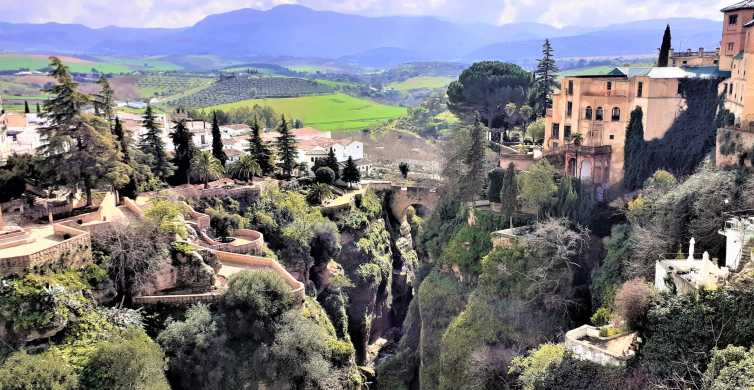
[228,155,261,182]
[306,183,334,205]
[190,150,225,189]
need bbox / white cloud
[0,0,730,28]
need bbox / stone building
[545,66,725,187]
[669,48,720,67]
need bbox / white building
[719,216,754,271]
[655,238,730,294]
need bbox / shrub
[79,328,169,390]
[508,343,566,390]
[613,278,652,330]
[0,351,79,389]
[315,167,336,184]
[591,307,612,326]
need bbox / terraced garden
[171,75,334,108]
[203,93,407,131]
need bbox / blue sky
[0,0,731,28]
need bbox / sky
[0,0,733,28]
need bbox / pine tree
[139,105,174,181]
[459,119,486,202]
[93,75,115,126]
[211,111,227,166]
[24,100,29,114]
[500,162,518,224]
[171,119,195,185]
[658,25,672,67]
[325,148,340,180]
[341,156,360,188]
[37,57,128,206]
[533,39,559,117]
[246,117,274,175]
[275,114,297,178]
[624,106,647,190]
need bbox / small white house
[719,216,754,271]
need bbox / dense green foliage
[0,351,79,390]
[447,61,531,128]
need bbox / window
[567,80,574,95]
[551,123,560,139]
[728,42,735,54]
[611,107,620,121]
[607,81,612,91]
[637,82,643,97]
[609,134,615,140]
[564,125,572,139]
[595,107,604,121]
[730,14,738,25]
[677,82,682,95]
[566,101,573,117]
[585,106,593,120]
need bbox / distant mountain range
[0,5,723,68]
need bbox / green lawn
[0,54,131,73]
[388,76,455,91]
[203,93,407,131]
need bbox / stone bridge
[365,181,440,221]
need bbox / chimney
[699,47,705,56]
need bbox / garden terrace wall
[132,291,222,305]
[214,251,306,303]
[565,325,637,367]
[0,223,92,277]
[197,229,264,255]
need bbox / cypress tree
[325,148,340,180]
[624,106,647,190]
[113,116,138,199]
[139,105,173,181]
[460,119,486,202]
[500,162,518,223]
[341,156,360,188]
[93,75,115,126]
[23,100,29,114]
[211,111,227,166]
[275,114,297,178]
[533,39,559,117]
[171,120,195,185]
[35,102,41,113]
[658,25,672,67]
[246,117,274,175]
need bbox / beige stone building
[669,48,720,67]
[545,66,724,187]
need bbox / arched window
[611,107,620,121]
[595,107,604,121]
[585,106,593,120]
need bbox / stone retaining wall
[565,325,637,367]
[0,223,92,277]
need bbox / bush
[221,269,296,340]
[613,278,651,330]
[0,351,79,390]
[508,343,566,390]
[79,328,169,390]
[315,167,336,184]
[591,307,612,326]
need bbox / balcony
[564,144,612,155]
[582,91,627,98]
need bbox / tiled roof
[722,0,754,12]
[292,127,328,138]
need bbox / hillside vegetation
[388,76,455,91]
[203,93,407,131]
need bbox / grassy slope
[203,93,407,131]
[0,54,131,73]
[388,76,455,91]
[95,56,183,72]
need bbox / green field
[95,56,183,72]
[388,76,456,91]
[0,54,132,73]
[204,93,407,131]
